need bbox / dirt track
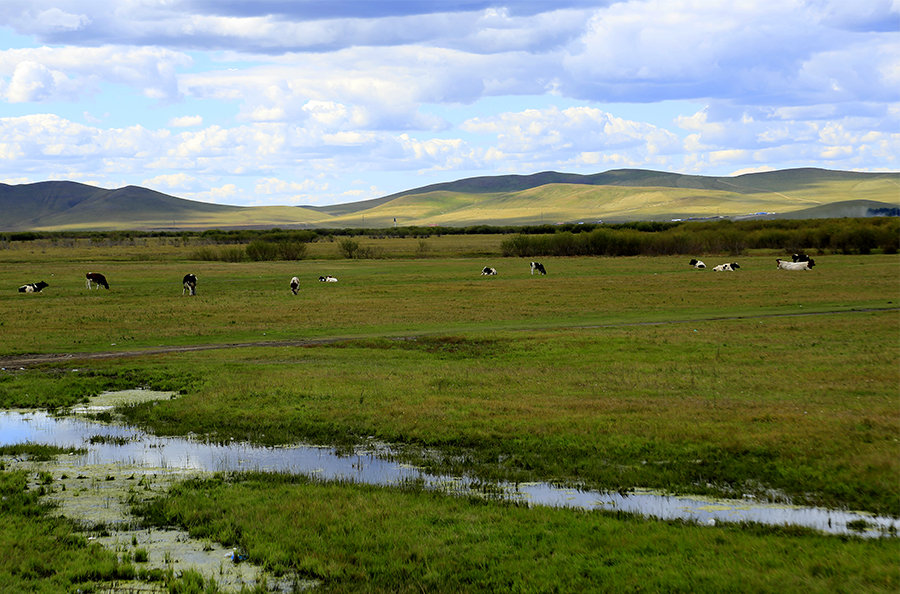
[1,306,895,369]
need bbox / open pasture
[1,244,898,591]
[1,249,897,510]
[1,251,896,355]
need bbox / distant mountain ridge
[1,168,898,231]
[305,167,892,216]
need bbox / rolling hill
[1,168,897,231]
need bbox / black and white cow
[85,272,110,289]
[712,262,740,271]
[792,253,811,262]
[530,261,546,275]
[290,276,300,294]
[777,258,815,270]
[18,281,49,293]
[319,275,338,282]
[688,259,706,269]
[481,267,497,275]
[182,273,197,295]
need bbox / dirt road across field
[1,306,895,369]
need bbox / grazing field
[1,236,898,591]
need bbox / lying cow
[319,275,338,282]
[777,258,815,270]
[290,276,300,294]
[18,281,49,293]
[182,273,197,296]
[712,263,740,271]
[481,267,497,275]
[688,259,706,269]
[85,272,110,289]
[530,261,546,275]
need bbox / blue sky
[0,1,897,207]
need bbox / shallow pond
[2,396,896,538]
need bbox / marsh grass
[133,472,900,592]
[116,309,899,514]
[2,252,898,512]
[1,243,898,590]
[0,470,140,592]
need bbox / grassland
[5,168,899,231]
[1,233,898,591]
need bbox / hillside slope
[0,182,331,231]
[2,168,897,231]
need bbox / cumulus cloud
[0,0,895,206]
[169,115,203,127]
[0,45,190,103]
[463,106,680,159]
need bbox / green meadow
[1,232,898,591]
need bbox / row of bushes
[191,240,308,262]
[501,218,900,257]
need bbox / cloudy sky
[0,1,898,207]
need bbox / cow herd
[15,254,820,296]
[481,261,545,276]
[688,253,816,272]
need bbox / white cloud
[6,61,63,102]
[143,173,197,190]
[463,106,680,159]
[0,45,190,103]
[169,115,203,128]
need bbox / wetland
[1,237,898,591]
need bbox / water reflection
[1,409,896,537]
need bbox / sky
[0,1,898,207]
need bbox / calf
[530,261,546,275]
[85,272,109,290]
[792,253,811,262]
[18,281,49,293]
[481,267,497,276]
[290,276,300,294]
[712,262,740,271]
[777,258,815,270]
[688,259,706,269]
[319,275,338,282]
[182,273,197,295]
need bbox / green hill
[0,182,331,231]
[1,168,897,231]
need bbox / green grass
[0,470,138,593]
[133,472,900,592]
[1,239,898,591]
[2,250,896,512]
[110,310,899,514]
[1,253,896,355]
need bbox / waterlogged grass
[0,365,197,409]
[1,246,898,590]
[134,472,900,592]
[115,309,900,515]
[0,470,136,592]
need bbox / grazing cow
[712,262,741,272]
[290,276,300,295]
[18,281,49,293]
[319,275,338,282]
[777,258,815,270]
[792,253,811,262]
[688,259,706,269]
[182,274,197,296]
[481,267,497,275]
[530,261,547,275]
[85,272,109,290]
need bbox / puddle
[2,392,898,589]
[70,388,181,414]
